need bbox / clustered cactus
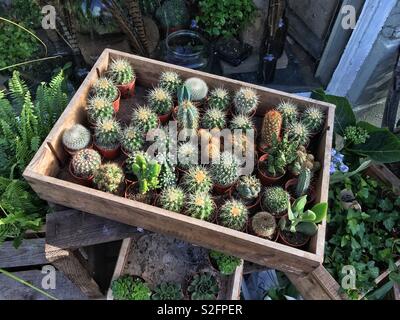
[63,124,91,151]
[86,96,114,123]
[276,101,298,128]
[93,163,124,194]
[210,152,239,187]
[177,142,198,170]
[92,77,118,101]
[236,175,261,201]
[159,186,185,213]
[302,106,324,133]
[291,146,321,176]
[230,114,254,131]
[159,71,182,95]
[108,58,135,85]
[182,166,212,193]
[148,87,173,115]
[95,118,121,149]
[184,77,208,101]
[261,110,283,148]
[295,168,312,198]
[131,105,159,133]
[262,187,289,216]
[131,154,161,194]
[251,212,276,239]
[287,121,311,146]
[187,272,219,300]
[152,283,183,300]
[201,108,226,129]
[233,87,259,115]
[177,100,200,129]
[208,88,230,111]
[120,126,144,154]
[219,200,248,231]
[71,149,101,178]
[186,192,215,221]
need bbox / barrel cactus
[287,121,311,146]
[120,126,144,154]
[92,77,118,101]
[108,58,135,85]
[71,148,101,178]
[208,88,230,111]
[233,87,259,115]
[295,168,312,198]
[86,96,114,123]
[262,187,289,216]
[261,110,283,148]
[184,77,208,101]
[276,101,299,129]
[159,186,185,213]
[302,106,325,133]
[93,163,124,194]
[148,87,173,115]
[219,200,248,231]
[236,175,261,201]
[181,166,212,193]
[62,124,91,151]
[95,118,121,149]
[251,212,276,239]
[230,114,254,131]
[210,152,239,187]
[177,142,198,170]
[186,192,215,221]
[159,71,182,95]
[131,105,159,133]
[202,108,226,130]
[177,100,200,129]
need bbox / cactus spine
[62,124,91,151]
[219,200,248,231]
[295,168,311,198]
[160,186,185,213]
[208,88,230,111]
[131,105,159,133]
[156,153,177,190]
[177,100,199,130]
[182,166,212,193]
[120,126,144,154]
[230,114,254,131]
[186,192,215,221]
[108,58,135,85]
[93,163,124,194]
[251,212,276,239]
[184,77,208,101]
[202,108,226,129]
[159,71,182,95]
[302,106,324,132]
[262,187,289,216]
[87,96,114,123]
[71,149,101,178]
[276,101,298,128]
[92,77,118,101]
[177,142,198,170]
[233,87,259,115]
[236,175,261,201]
[148,87,173,115]
[261,110,283,148]
[210,152,239,187]
[95,118,121,149]
[287,121,311,146]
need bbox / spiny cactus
[86,96,114,123]
[202,108,226,129]
[95,118,121,149]
[233,87,259,115]
[184,77,208,101]
[177,84,191,105]
[219,200,248,231]
[177,100,200,129]
[131,154,161,194]
[62,124,91,151]
[177,142,198,170]
[287,121,311,146]
[291,145,321,176]
[71,148,101,178]
[159,186,185,213]
[182,166,212,193]
[120,126,144,154]
[156,152,177,189]
[261,110,283,148]
[93,163,124,194]
[159,71,182,95]
[236,175,261,201]
[302,106,324,133]
[230,114,254,131]
[108,58,135,85]
[148,87,173,115]
[262,187,289,216]
[92,77,118,101]
[295,168,312,198]
[186,192,215,221]
[251,212,276,239]
[210,152,239,187]
[131,105,159,133]
[208,88,230,111]
[276,101,299,128]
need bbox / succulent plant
[265,133,298,177]
[181,166,212,193]
[177,100,200,129]
[92,77,118,101]
[210,152,239,187]
[111,276,151,300]
[251,212,277,239]
[262,187,289,216]
[184,77,208,101]
[186,192,215,221]
[93,163,124,194]
[287,121,311,146]
[209,251,241,276]
[148,87,173,115]
[159,186,185,213]
[156,153,177,190]
[131,105,159,133]
[86,96,114,123]
[177,142,198,170]
[131,154,161,194]
[344,126,369,145]
[261,110,283,148]
[120,125,144,154]
[177,84,191,105]
[236,175,261,201]
[233,87,259,115]
[62,124,91,151]
[71,148,101,178]
[94,118,121,149]
[290,146,321,176]
[108,58,135,85]
[219,200,248,231]
[295,168,312,198]
[302,106,324,133]
[276,101,299,128]
[152,283,184,300]
[208,88,230,111]
[201,108,226,129]
[187,272,219,300]
[159,71,182,95]
[230,114,254,131]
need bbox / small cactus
[295,168,312,198]
[177,142,198,170]
[302,106,324,133]
[261,110,283,148]
[108,58,135,85]
[251,212,276,239]
[201,108,226,130]
[92,77,118,101]
[95,118,121,149]
[93,163,124,194]
[71,148,101,178]
[290,146,321,175]
[177,100,200,129]
[208,88,230,111]
[86,96,114,123]
[131,154,161,194]
[159,71,182,95]
[287,121,311,146]
[181,166,212,193]
[230,114,254,131]
[236,175,261,201]
[148,87,173,115]
[210,152,239,187]
[184,77,208,101]
[159,186,185,213]
[120,126,144,154]
[262,187,289,216]
[186,192,215,221]
[276,101,298,128]
[156,153,177,190]
[219,200,248,231]
[62,124,91,151]
[131,105,159,133]
[233,87,259,115]
[177,84,191,105]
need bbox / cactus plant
[159,186,185,213]
[120,125,144,154]
[287,121,311,146]
[186,192,215,221]
[159,71,182,95]
[184,77,208,101]
[131,154,161,194]
[187,272,219,300]
[219,200,248,231]
[148,87,173,115]
[93,163,124,194]
[62,124,91,151]
[156,152,177,189]
[177,100,200,129]
[290,146,321,176]
[295,168,312,198]
[208,88,230,111]
[236,175,261,201]
[177,142,198,170]
[261,110,283,148]
[94,118,121,150]
[233,87,259,115]
[276,101,299,128]
[209,251,241,276]
[71,149,101,178]
[92,77,118,101]
[230,114,254,131]
[86,96,114,123]
[302,106,324,133]
[108,58,135,85]
[201,108,226,129]
[251,212,276,239]
[262,187,289,216]
[210,152,239,187]
[181,166,212,193]
[131,105,159,133]
[152,283,184,300]
[177,84,191,105]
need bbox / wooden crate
[23,48,335,275]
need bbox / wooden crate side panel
[0,238,47,268]
[224,261,244,300]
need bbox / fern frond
[8,71,29,111]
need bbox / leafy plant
[152,282,183,300]
[187,272,219,300]
[131,154,161,194]
[209,250,241,275]
[111,275,152,300]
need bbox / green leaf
[296,222,318,236]
[366,281,393,300]
[301,210,317,222]
[292,195,307,213]
[310,202,328,223]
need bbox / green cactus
[265,133,298,177]
[156,152,177,189]
[177,84,191,104]
[187,192,215,221]
[287,121,311,146]
[131,154,161,194]
[187,272,219,300]
[208,88,230,111]
[262,187,289,216]
[148,87,173,115]
[210,152,239,187]
[290,146,321,176]
[181,166,212,193]
[230,114,254,131]
[71,148,101,178]
[159,186,185,213]
[120,126,144,154]
[236,175,261,201]
[276,101,299,128]
[184,77,208,101]
[93,163,124,194]
[209,251,241,276]
[131,105,159,133]
[202,108,226,129]
[251,212,277,239]
[159,71,183,95]
[62,124,91,151]
[94,118,121,149]
[302,107,324,133]
[295,168,312,198]
[92,77,118,101]
[111,276,151,300]
[233,87,259,115]
[152,283,184,300]
[86,95,114,123]
[108,58,135,85]
[261,110,283,148]
[177,100,200,129]
[177,142,198,170]
[219,200,248,231]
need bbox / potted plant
[131,105,159,133]
[159,71,183,96]
[184,77,208,103]
[186,192,215,222]
[218,200,248,231]
[159,186,185,213]
[181,166,213,193]
[233,87,259,117]
[285,168,316,205]
[287,121,311,147]
[261,187,290,218]
[92,77,120,112]
[201,108,227,130]
[152,282,184,300]
[230,175,261,210]
[250,212,277,240]
[210,151,239,194]
[301,106,325,135]
[94,118,121,159]
[208,250,241,276]
[93,163,125,195]
[108,58,136,98]
[276,101,299,130]
[177,142,198,175]
[120,125,145,157]
[259,110,283,153]
[62,124,92,155]
[69,148,101,186]
[111,275,152,300]
[207,88,230,111]
[176,100,200,130]
[186,272,220,300]
[288,145,321,176]
[147,87,174,124]
[86,95,114,127]
[230,114,255,133]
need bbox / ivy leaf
[383,218,395,232]
[378,198,394,212]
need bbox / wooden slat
[367,164,400,195]
[0,238,47,268]
[224,261,244,300]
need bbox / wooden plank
[224,261,244,300]
[0,238,47,268]
[393,283,400,300]
[367,164,400,195]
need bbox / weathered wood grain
[0,238,47,268]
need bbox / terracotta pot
[229,186,261,212]
[284,178,316,205]
[213,182,235,195]
[117,78,136,98]
[112,89,121,113]
[277,217,311,248]
[121,146,132,158]
[171,106,178,121]
[158,106,173,124]
[257,153,285,186]
[94,142,120,160]
[68,161,93,187]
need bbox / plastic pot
[68,161,93,187]
[117,78,136,98]
[158,106,173,124]
[94,142,120,160]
